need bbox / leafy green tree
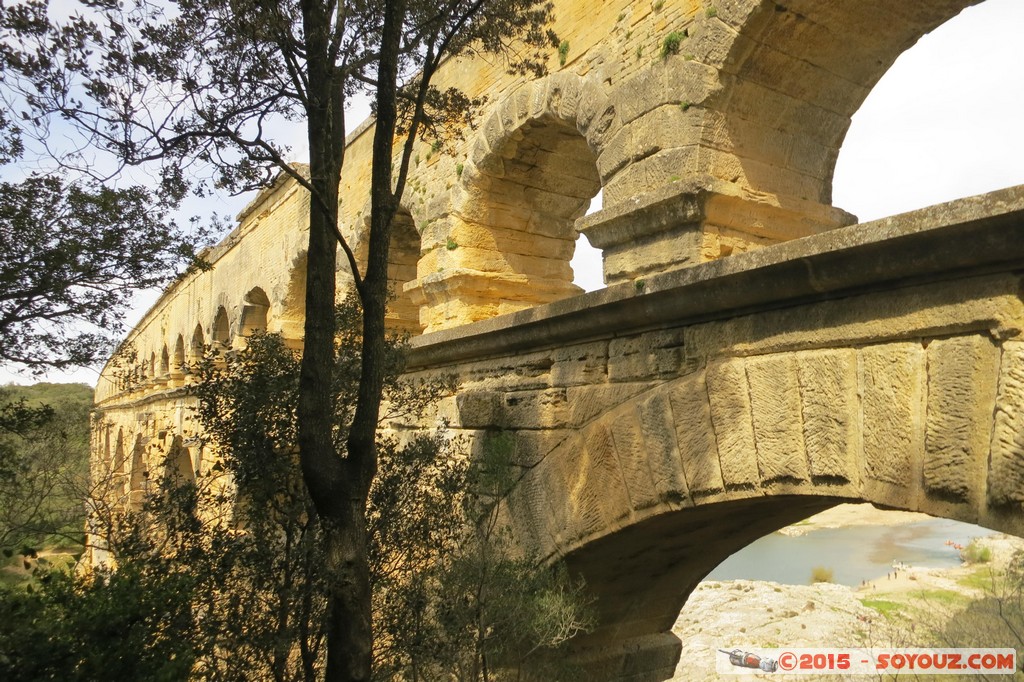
[1,1,560,677]
[0,176,202,372]
[1,311,589,680]
[0,383,92,552]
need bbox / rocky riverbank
[669,523,1024,680]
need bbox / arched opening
[190,324,205,361]
[710,1,980,208]
[112,428,125,476]
[834,0,1024,221]
[385,207,423,334]
[165,436,195,484]
[128,434,147,511]
[670,502,1024,677]
[212,307,230,348]
[159,345,169,378]
[172,335,186,380]
[239,287,270,337]
[280,251,307,345]
[449,114,602,321]
[571,189,605,293]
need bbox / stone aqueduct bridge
[92,0,1024,679]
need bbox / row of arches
[96,425,200,512]
[119,212,425,397]
[121,287,273,393]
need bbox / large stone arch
[435,248,1024,679]
[704,0,981,205]
[280,250,308,345]
[580,0,981,286]
[239,287,271,338]
[352,204,425,335]
[469,329,1023,677]
[409,73,619,332]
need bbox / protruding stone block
[924,335,999,504]
[747,354,810,484]
[704,359,759,490]
[991,341,1024,508]
[797,349,858,482]
[861,344,924,491]
[669,370,724,496]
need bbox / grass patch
[958,566,997,591]
[911,588,966,606]
[660,31,686,59]
[860,598,902,619]
[558,40,570,66]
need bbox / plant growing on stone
[661,31,686,59]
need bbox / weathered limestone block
[746,354,810,485]
[496,387,570,430]
[704,359,758,490]
[991,341,1024,508]
[567,383,653,428]
[610,410,661,512]
[924,335,1000,504]
[597,104,703,181]
[503,464,560,560]
[571,422,632,538]
[551,340,610,387]
[796,349,858,482]
[468,428,574,469]
[636,392,691,507]
[860,343,924,491]
[602,147,701,207]
[536,435,584,550]
[611,59,719,127]
[608,329,686,383]
[669,369,725,496]
[456,387,520,425]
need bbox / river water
[706,518,989,587]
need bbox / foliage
[0,176,206,371]
[660,31,686,59]
[0,383,93,553]
[962,538,993,564]
[0,311,589,680]
[0,559,198,681]
[809,566,834,584]
[374,428,594,681]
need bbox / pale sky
[5,0,1023,387]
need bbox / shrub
[810,566,834,583]
[962,539,993,564]
[661,31,685,59]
